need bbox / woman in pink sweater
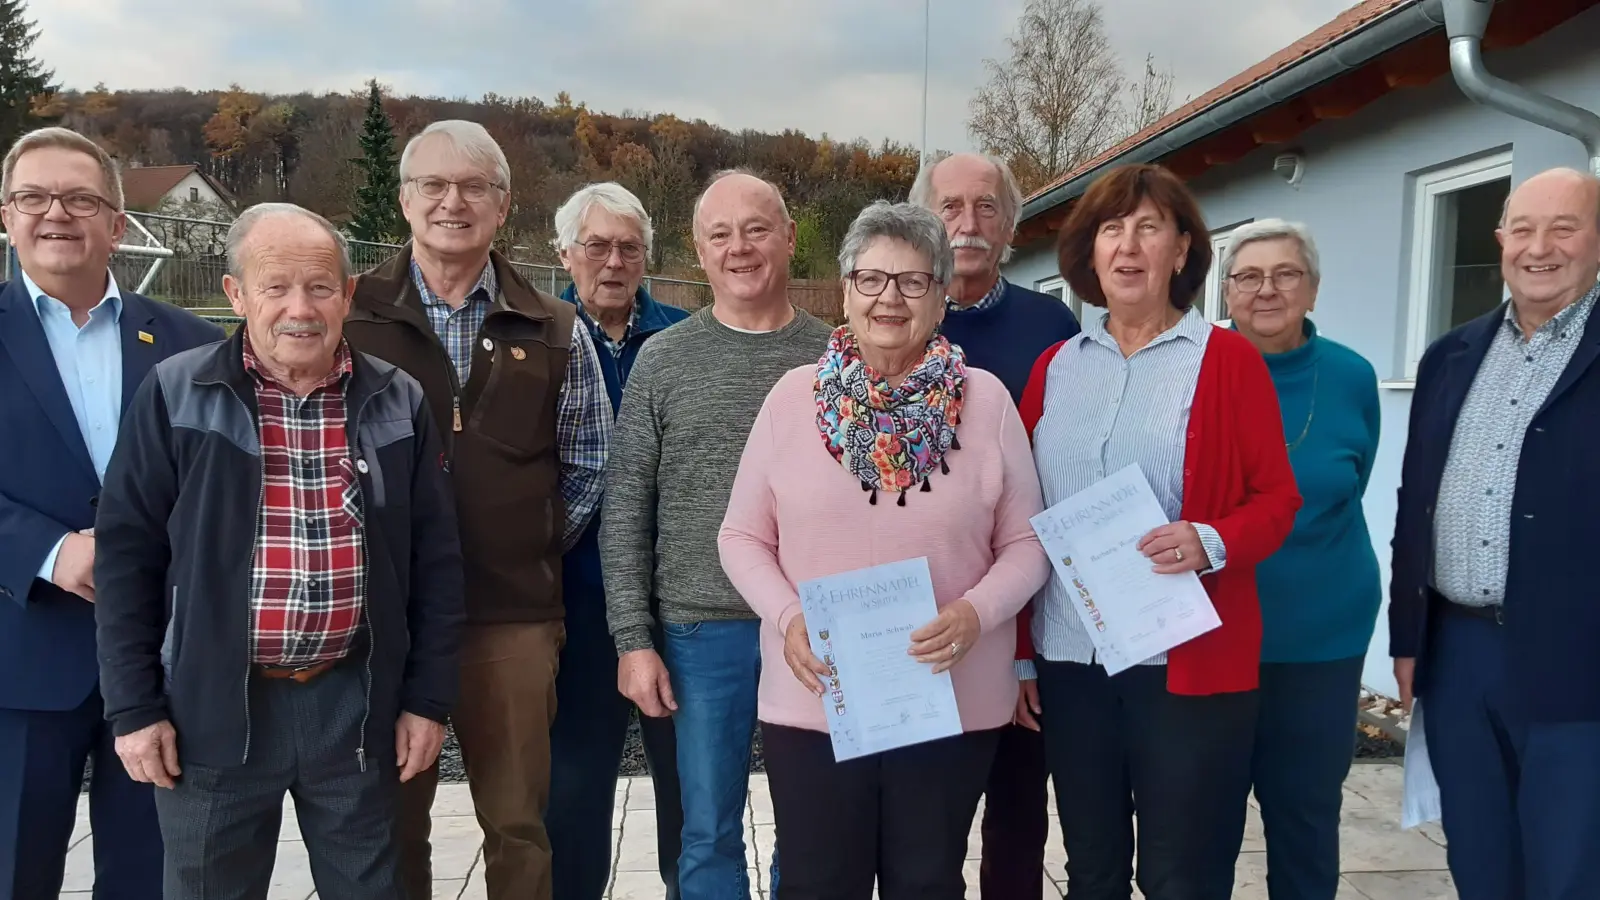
[718,201,1051,899]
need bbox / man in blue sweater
[911,151,1080,900]
[545,183,689,900]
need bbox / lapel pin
[510,346,526,360]
[138,331,155,344]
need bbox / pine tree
[349,79,400,242]
[0,0,57,151]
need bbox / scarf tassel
[921,477,932,492]
[951,433,962,451]
[940,457,950,476]
[897,491,907,507]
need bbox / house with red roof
[120,164,237,215]
[1000,0,1600,694]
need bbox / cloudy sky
[34,0,1357,152]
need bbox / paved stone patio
[58,761,1454,898]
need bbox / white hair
[907,151,1023,263]
[837,201,955,284]
[399,120,511,191]
[550,182,654,256]
[691,168,791,238]
[1221,218,1322,285]
[225,202,353,281]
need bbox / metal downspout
[1443,0,1600,176]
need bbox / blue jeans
[1424,608,1600,900]
[661,619,778,900]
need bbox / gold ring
[1174,548,1185,562]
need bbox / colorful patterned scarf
[814,325,966,506]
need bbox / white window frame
[1203,220,1251,324]
[1404,151,1513,378]
[1036,275,1082,318]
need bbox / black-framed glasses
[406,177,504,202]
[1227,269,1305,294]
[579,239,646,264]
[4,190,117,218]
[848,269,935,299]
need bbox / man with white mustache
[93,202,465,900]
[343,120,610,900]
[1390,166,1600,900]
[910,151,1080,900]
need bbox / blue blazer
[1389,298,1600,723]
[0,278,224,712]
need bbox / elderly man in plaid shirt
[344,120,611,900]
[93,202,466,900]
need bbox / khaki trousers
[396,621,565,900]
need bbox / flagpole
[921,0,930,165]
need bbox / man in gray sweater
[602,170,831,900]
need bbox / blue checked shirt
[411,260,610,550]
[945,275,1007,312]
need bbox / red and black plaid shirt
[243,336,365,667]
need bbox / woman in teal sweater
[1220,219,1382,900]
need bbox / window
[189,186,200,202]
[1036,276,1082,318]
[1404,151,1512,377]
[1203,220,1251,323]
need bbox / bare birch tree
[968,0,1177,193]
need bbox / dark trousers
[1036,660,1257,900]
[0,689,162,900]
[547,592,681,900]
[154,663,400,900]
[1229,657,1364,900]
[761,722,998,900]
[977,723,1049,899]
[1423,608,1600,900]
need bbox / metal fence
[2,213,838,324]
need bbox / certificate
[799,557,963,761]
[1029,463,1221,674]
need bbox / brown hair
[2,126,125,210]
[1056,164,1211,310]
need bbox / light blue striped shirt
[23,270,124,581]
[1025,307,1226,673]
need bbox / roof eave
[1018,0,1447,225]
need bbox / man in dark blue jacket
[93,203,465,900]
[544,182,690,900]
[1390,166,1600,900]
[0,126,223,900]
[911,151,1080,900]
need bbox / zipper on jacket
[351,389,383,774]
[220,379,265,766]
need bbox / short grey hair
[399,120,511,191]
[837,201,955,286]
[2,126,125,210]
[551,182,654,255]
[226,202,354,282]
[1221,218,1322,285]
[691,168,791,237]
[908,151,1024,263]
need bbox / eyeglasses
[406,177,504,203]
[848,269,935,299]
[1227,269,1305,294]
[578,239,646,264]
[4,190,116,218]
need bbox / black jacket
[93,330,465,767]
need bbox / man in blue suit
[1391,166,1600,900]
[0,126,224,899]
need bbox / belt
[1443,601,1505,625]
[255,659,339,683]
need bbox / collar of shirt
[21,268,123,324]
[945,276,1006,313]
[580,299,641,353]
[1503,282,1600,342]
[1081,304,1210,353]
[241,331,354,394]
[410,257,498,315]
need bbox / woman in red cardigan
[1016,164,1300,900]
